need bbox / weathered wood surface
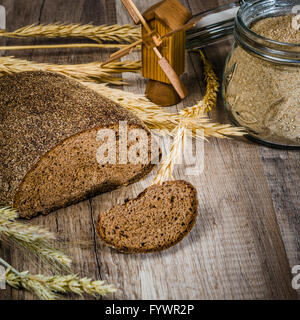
[0,0,299,300]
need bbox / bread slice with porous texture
[97,180,198,253]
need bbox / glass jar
[222,0,300,148]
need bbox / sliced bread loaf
[97,180,198,253]
[0,71,157,218]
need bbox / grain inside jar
[225,15,300,145]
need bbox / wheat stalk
[82,81,245,138]
[0,259,116,300]
[5,270,117,300]
[153,50,244,184]
[153,125,187,185]
[0,43,130,51]
[181,51,219,116]
[0,207,71,272]
[0,56,141,85]
[0,23,141,43]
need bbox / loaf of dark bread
[97,180,198,253]
[0,71,157,218]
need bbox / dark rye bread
[97,181,198,253]
[0,71,157,219]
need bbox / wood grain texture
[0,0,299,300]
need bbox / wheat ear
[0,43,131,51]
[0,207,71,272]
[0,56,141,85]
[0,207,19,220]
[153,125,187,185]
[180,50,219,116]
[0,23,141,43]
[0,258,116,300]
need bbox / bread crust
[0,71,156,217]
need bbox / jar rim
[235,0,300,64]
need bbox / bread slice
[97,180,198,253]
[0,71,158,218]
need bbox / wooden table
[0,0,299,300]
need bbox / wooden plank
[187,0,298,299]
[0,0,117,300]
[0,241,13,299]
[0,0,46,301]
[90,0,297,299]
[0,0,298,300]
[259,147,300,296]
[188,0,300,298]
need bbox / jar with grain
[222,0,300,148]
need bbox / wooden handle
[158,57,188,99]
[101,48,133,66]
[122,0,162,47]
[121,0,140,24]
[110,39,142,59]
[101,39,142,66]
[123,0,152,33]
